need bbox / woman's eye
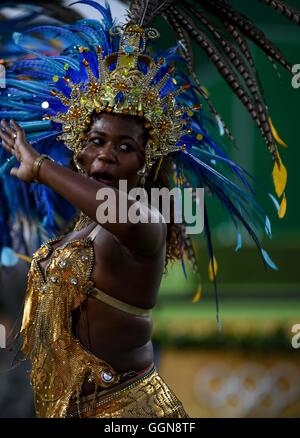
[119,143,133,151]
[89,138,104,145]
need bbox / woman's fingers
[0,128,15,148]
[10,120,26,148]
[0,139,12,154]
[2,119,16,137]
[0,119,27,163]
[0,120,15,147]
[10,166,19,177]
[10,119,23,136]
[0,139,21,162]
[1,137,15,154]
[0,120,23,161]
[1,141,18,160]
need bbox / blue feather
[203,204,222,332]
[261,249,278,271]
[69,1,113,28]
[180,253,188,280]
[269,193,280,213]
[265,216,272,238]
[235,231,242,252]
[1,247,19,267]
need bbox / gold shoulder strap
[87,224,102,241]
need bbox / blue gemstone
[124,45,134,54]
[114,91,124,103]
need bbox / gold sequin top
[20,224,122,418]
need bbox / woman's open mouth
[91,170,117,187]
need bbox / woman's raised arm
[0,119,166,257]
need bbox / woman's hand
[0,119,40,182]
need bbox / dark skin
[0,114,167,393]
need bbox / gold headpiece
[47,24,195,183]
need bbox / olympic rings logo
[194,361,300,417]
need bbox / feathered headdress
[0,0,296,326]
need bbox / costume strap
[87,224,102,241]
[89,287,152,318]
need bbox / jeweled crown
[47,23,197,182]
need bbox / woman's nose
[97,142,117,163]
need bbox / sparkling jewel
[124,45,134,53]
[40,285,47,294]
[50,276,58,283]
[70,278,78,285]
[101,370,113,383]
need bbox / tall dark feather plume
[180,2,275,156]
[127,0,177,26]
[223,12,281,81]
[165,10,236,145]
[258,0,300,24]
[163,12,195,72]
[124,0,299,162]
[168,7,279,160]
[223,19,275,116]
[199,0,292,72]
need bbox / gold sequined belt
[66,364,156,418]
